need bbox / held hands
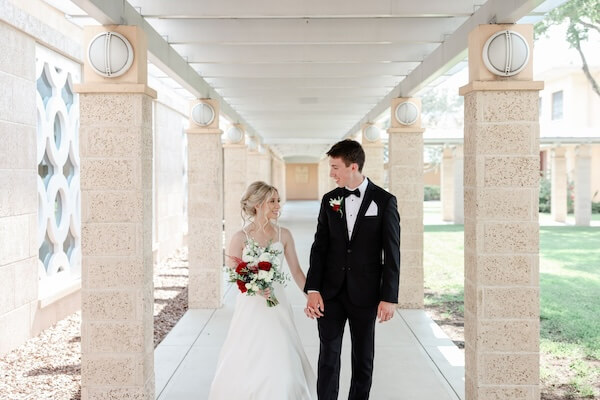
[377,301,395,323]
[304,292,324,319]
[258,288,272,299]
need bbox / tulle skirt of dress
[208,283,316,400]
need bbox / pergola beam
[70,0,259,136]
[343,0,560,138]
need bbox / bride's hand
[258,288,272,299]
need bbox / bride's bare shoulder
[280,226,295,243]
[232,229,247,239]
[230,230,247,245]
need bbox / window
[35,44,82,289]
[552,90,563,120]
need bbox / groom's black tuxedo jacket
[305,180,400,307]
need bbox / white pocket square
[365,200,378,216]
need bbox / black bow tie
[343,188,361,198]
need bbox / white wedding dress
[208,233,316,400]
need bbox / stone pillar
[259,150,272,183]
[271,153,287,202]
[388,98,424,309]
[318,156,334,199]
[76,26,155,400]
[460,24,542,400]
[551,146,567,222]
[246,145,262,185]
[441,146,455,221]
[453,145,465,224]
[574,144,591,226]
[361,124,385,187]
[186,99,223,308]
[223,124,247,250]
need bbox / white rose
[242,252,254,263]
[258,270,268,280]
[258,252,271,262]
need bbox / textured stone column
[453,145,465,224]
[259,150,272,183]
[388,98,424,309]
[460,24,542,400]
[574,144,591,226]
[186,99,223,308]
[76,26,155,400]
[318,157,327,199]
[362,124,385,187]
[441,146,455,221]
[551,146,567,223]
[223,125,247,250]
[271,153,287,202]
[246,147,262,185]
[318,156,335,199]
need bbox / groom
[305,139,400,400]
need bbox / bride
[208,181,316,399]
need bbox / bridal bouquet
[225,239,289,307]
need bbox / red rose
[258,261,272,271]
[235,262,248,275]
[333,205,340,211]
[236,279,247,293]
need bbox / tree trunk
[574,39,600,98]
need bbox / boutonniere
[329,196,344,218]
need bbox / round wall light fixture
[482,30,530,77]
[364,125,381,142]
[87,32,134,78]
[395,101,419,126]
[226,126,244,143]
[191,102,215,127]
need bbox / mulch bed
[0,248,189,400]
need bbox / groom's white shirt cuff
[307,290,319,294]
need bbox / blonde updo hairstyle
[240,181,279,231]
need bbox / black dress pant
[316,289,377,400]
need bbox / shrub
[424,185,440,201]
[567,180,574,214]
[539,176,551,213]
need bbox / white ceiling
[62,0,565,161]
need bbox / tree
[536,0,600,98]
[420,87,463,128]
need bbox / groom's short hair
[327,139,365,172]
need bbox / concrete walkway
[154,201,465,400]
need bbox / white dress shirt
[345,177,369,239]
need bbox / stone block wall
[154,102,186,261]
[0,20,38,355]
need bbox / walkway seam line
[397,310,463,400]
[156,284,233,399]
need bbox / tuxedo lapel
[349,180,374,244]
[329,188,350,243]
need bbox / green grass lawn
[424,224,600,399]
